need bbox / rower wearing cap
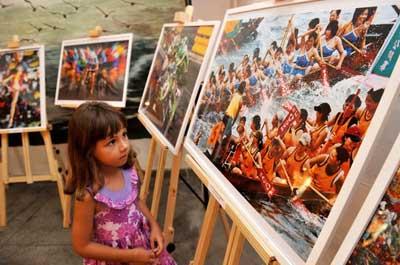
[309,102,331,156]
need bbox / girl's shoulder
[93,167,140,210]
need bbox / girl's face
[325,29,332,39]
[365,95,378,112]
[93,127,129,168]
[306,37,315,50]
[359,9,368,23]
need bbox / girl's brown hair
[64,102,135,200]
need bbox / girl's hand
[150,223,164,257]
[130,247,156,264]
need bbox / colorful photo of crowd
[57,40,129,102]
[190,4,399,259]
[348,167,400,264]
[0,48,43,130]
[141,25,213,147]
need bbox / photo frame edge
[331,133,400,265]
[0,44,47,134]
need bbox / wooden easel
[186,154,280,265]
[137,5,228,245]
[0,37,69,227]
[138,113,184,244]
[0,128,69,227]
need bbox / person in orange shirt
[279,132,311,190]
[309,102,331,156]
[356,88,384,138]
[261,137,286,183]
[304,146,349,199]
[231,130,263,180]
[322,93,360,153]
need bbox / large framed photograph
[55,33,133,108]
[139,22,220,154]
[0,45,46,133]
[185,1,400,264]
[332,133,400,265]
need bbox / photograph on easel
[0,45,46,132]
[186,0,400,262]
[55,34,133,107]
[332,133,400,265]
[139,22,219,154]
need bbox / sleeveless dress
[84,168,177,265]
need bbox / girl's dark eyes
[107,139,116,145]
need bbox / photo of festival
[57,40,129,102]
[0,48,43,130]
[141,25,213,147]
[190,4,399,259]
[348,167,400,264]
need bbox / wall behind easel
[192,0,272,20]
[0,0,185,145]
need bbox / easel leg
[1,134,8,225]
[150,145,168,218]
[222,224,238,265]
[41,131,58,180]
[1,134,9,184]
[41,130,70,228]
[0,174,5,226]
[21,133,33,184]
[63,195,71,228]
[219,208,231,240]
[163,148,183,244]
[228,226,244,265]
[140,137,157,201]
[224,225,245,265]
[190,196,219,265]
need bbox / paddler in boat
[263,111,285,148]
[279,132,312,190]
[355,88,384,138]
[283,108,309,148]
[297,146,349,204]
[321,93,361,153]
[329,9,341,24]
[291,31,325,81]
[231,130,263,180]
[309,102,331,156]
[236,54,250,79]
[319,20,346,70]
[281,40,296,77]
[337,7,376,56]
[261,137,287,184]
[338,125,362,176]
[226,120,249,170]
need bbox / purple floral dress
[84,168,177,265]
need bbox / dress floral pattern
[84,168,177,265]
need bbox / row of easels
[0,126,69,228]
[138,112,184,245]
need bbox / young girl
[66,102,176,265]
